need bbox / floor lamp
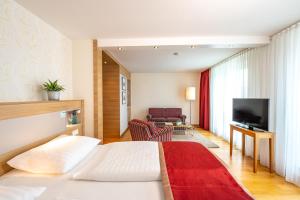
[186,87,196,125]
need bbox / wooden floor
[104,128,300,200]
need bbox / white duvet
[0,185,45,200]
[73,141,161,182]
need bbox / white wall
[0,0,74,153]
[0,0,72,101]
[0,112,66,154]
[131,73,200,124]
[72,40,94,137]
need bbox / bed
[0,101,254,200]
[0,145,164,200]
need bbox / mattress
[0,146,164,200]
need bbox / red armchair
[129,119,173,141]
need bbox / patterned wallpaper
[0,0,72,101]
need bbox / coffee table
[155,122,194,135]
[173,124,194,135]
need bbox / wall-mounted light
[118,47,123,51]
[153,46,159,49]
[190,45,196,49]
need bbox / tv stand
[235,124,248,129]
[230,124,274,173]
[235,124,264,132]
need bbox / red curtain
[199,69,210,130]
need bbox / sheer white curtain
[210,49,270,160]
[210,22,300,186]
[245,46,273,166]
[271,23,300,185]
[210,53,247,148]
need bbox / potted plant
[42,80,65,101]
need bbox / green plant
[42,80,65,92]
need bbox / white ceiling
[105,46,242,72]
[15,0,300,72]
[16,0,300,39]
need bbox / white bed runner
[73,141,161,182]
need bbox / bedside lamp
[186,87,196,124]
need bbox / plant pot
[47,91,60,101]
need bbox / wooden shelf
[66,123,81,130]
[0,100,83,121]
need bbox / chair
[128,119,173,141]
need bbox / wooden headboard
[0,100,84,176]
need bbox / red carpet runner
[160,142,254,200]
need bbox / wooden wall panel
[102,51,131,139]
[97,45,104,141]
[93,40,103,141]
[103,61,120,138]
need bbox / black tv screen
[232,98,269,131]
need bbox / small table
[155,122,193,135]
[172,124,193,134]
[230,124,274,173]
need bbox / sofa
[146,108,186,124]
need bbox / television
[232,98,269,131]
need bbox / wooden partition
[0,100,84,175]
[103,51,120,138]
[102,51,131,139]
[93,40,104,141]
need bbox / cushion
[149,108,164,118]
[167,117,181,122]
[7,135,100,174]
[151,117,166,122]
[0,185,45,200]
[165,108,182,117]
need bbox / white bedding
[73,141,161,182]
[7,135,100,174]
[0,185,45,200]
[0,145,164,200]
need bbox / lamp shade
[186,87,196,101]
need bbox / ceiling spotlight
[104,61,107,64]
[190,45,196,49]
[153,46,159,49]
[173,52,179,56]
[118,47,123,51]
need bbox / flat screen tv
[232,98,269,131]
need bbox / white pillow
[0,185,45,200]
[7,136,100,174]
